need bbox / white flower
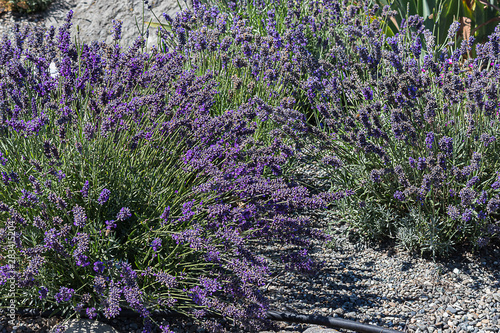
[49,61,59,78]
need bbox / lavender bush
[146,0,500,256]
[311,9,500,256]
[0,11,350,333]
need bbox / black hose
[13,308,402,333]
[267,311,402,333]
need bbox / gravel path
[1,3,500,333]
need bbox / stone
[303,327,341,333]
[446,306,457,315]
[49,319,120,333]
[44,0,191,50]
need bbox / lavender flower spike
[98,188,111,205]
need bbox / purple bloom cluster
[55,286,75,303]
[116,207,131,221]
[72,205,87,228]
[98,189,111,205]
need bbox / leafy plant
[142,0,500,256]
[0,0,54,13]
[369,0,500,57]
[0,9,342,332]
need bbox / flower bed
[0,0,499,332]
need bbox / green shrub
[1,0,54,13]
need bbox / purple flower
[120,261,137,287]
[188,285,208,306]
[116,207,131,221]
[476,191,488,205]
[393,191,405,201]
[438,137,453,156]
[159,325,174,333]
[459,187,477,207]
[199,276,221,293]
[72,205,87,228]
[1,172,9,185]
[477,237,489,248]
[8,172,19,183]
[480,133,496,147]
[154,271,178,288]
[83,123,95,141]
[94,261,106,274]
[98,188,111,205]
[466,176,479,188]
[160,206,170,226]
[112,20,122,41]
[72,232,90,267]
[411,36,422,58]
[491,180,500,190]
[462,208,474,222]
[105,220,116,230]
[447,205,460,220]
[447,21,461,42]
[18,190,39,208]
[417,157,427,171]
[57,170,65,181]
[80,180,89,198]
[0,151,7,166]
[86,307,97,319]
[55,286,74,303]
[370,169,382,183]
[103,283,122,319]
[151,238,162,251]
[487,197,500,214]
[162,13,173,23]
[408,157,416,168]
[321,155,343,169]
[425,132,434,150]
[362,86,373,100]
[94,275,107,295]
[38,287,48,300]
[52,325,67,333]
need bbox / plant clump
[0,8,348,333]
[150,0,500,256]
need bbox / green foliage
[1,0,54,13]
[370,0,500,57]
[0,104,213,316]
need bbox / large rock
[43,0,191,49]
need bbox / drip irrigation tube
[13,308,403,333]
[267,311,402,333]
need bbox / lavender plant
[146,0,500,256]
[0,9,347,333]
[320,14,500,256]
